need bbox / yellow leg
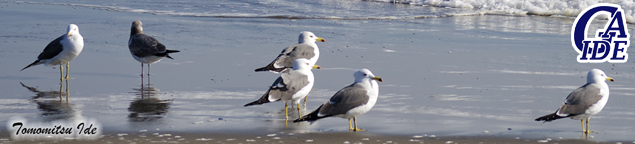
[59,75,63,100]
[586,117,590,134]
[352,117,365,131]
[65,78,69,102]
[65,63,69,80]
[285,102,289,120]
[60,65,64,81]
[581,119,585,133]
[297,103,302,119]
[304,95,308,107]
[348,118,353,130]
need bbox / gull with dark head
[245,58,320,120]
[535,68,614,134]
[129,20,180,77]
[22,24,84,81]
[294,69,383,132]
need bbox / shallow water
[1,1,635,142]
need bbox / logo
[7,117,102,140]
[572,3,629,63]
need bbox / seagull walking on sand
[128,20,180,77]
[535,68,614,134]
[294,69,383,132]
[245,58,320,120]
[21,24,84,81]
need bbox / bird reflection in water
[20,80,76,121]
[128,76,172,122]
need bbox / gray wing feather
[266,71,310,101]
[273,44,316,68]
[129,34,165,57]
[37,35,65,60]
[318,83,369,116]
[557,83,603,115]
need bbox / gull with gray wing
[294,69,383,132]
[21,24,84,81]
[255,31,325,73]
[129,20,180,77]
[245,58,320,120]
[535,68,614,134]
[255,31,325,107]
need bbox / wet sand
[1,1,635,143]
[0,131,618,144]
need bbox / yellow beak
[312,65,321,69]
[316,37,325,42]
[67,32,72,37]
[373,76,383,82]
[606,77,615,82]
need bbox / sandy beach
[1,1,634,143]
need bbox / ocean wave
[374,0,635,23]
[15,0,635,23]
[14,1,443,20]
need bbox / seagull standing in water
[294,69,382,131]
[535,68,614,134]
[255,31,325,106]
[128,20,180,77]
[22,24,84,81]
[245,58,320,120]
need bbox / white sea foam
[382,0,635,23]
[15,0,635,23]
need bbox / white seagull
[255,31,324,73]
[128,20,179,77]
[245,58,320,119]
[535,68,614,134]
[21,24,84,81]
[294,69,383,131]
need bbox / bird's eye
[363,74,367,76]
[305,63,309,65]
[601,74,604,76]
[310,36,313,38]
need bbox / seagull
[245,58,320,120]
[21,24,84,81]
[535,68,614,134]
[255,31,325,73]
[128,20,180,77]
[255,31,325,106]
[294,69,383,131]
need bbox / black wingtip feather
[254,59,288,73]
[244,91,273,107]
[21,60,40,71]
[165,50,180,53]
[165,54,174,60]
[535,113,566,122]
[254,66,286,73]
[154,50,179,60]
[293,105,328,123]
[254,67,268,72]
